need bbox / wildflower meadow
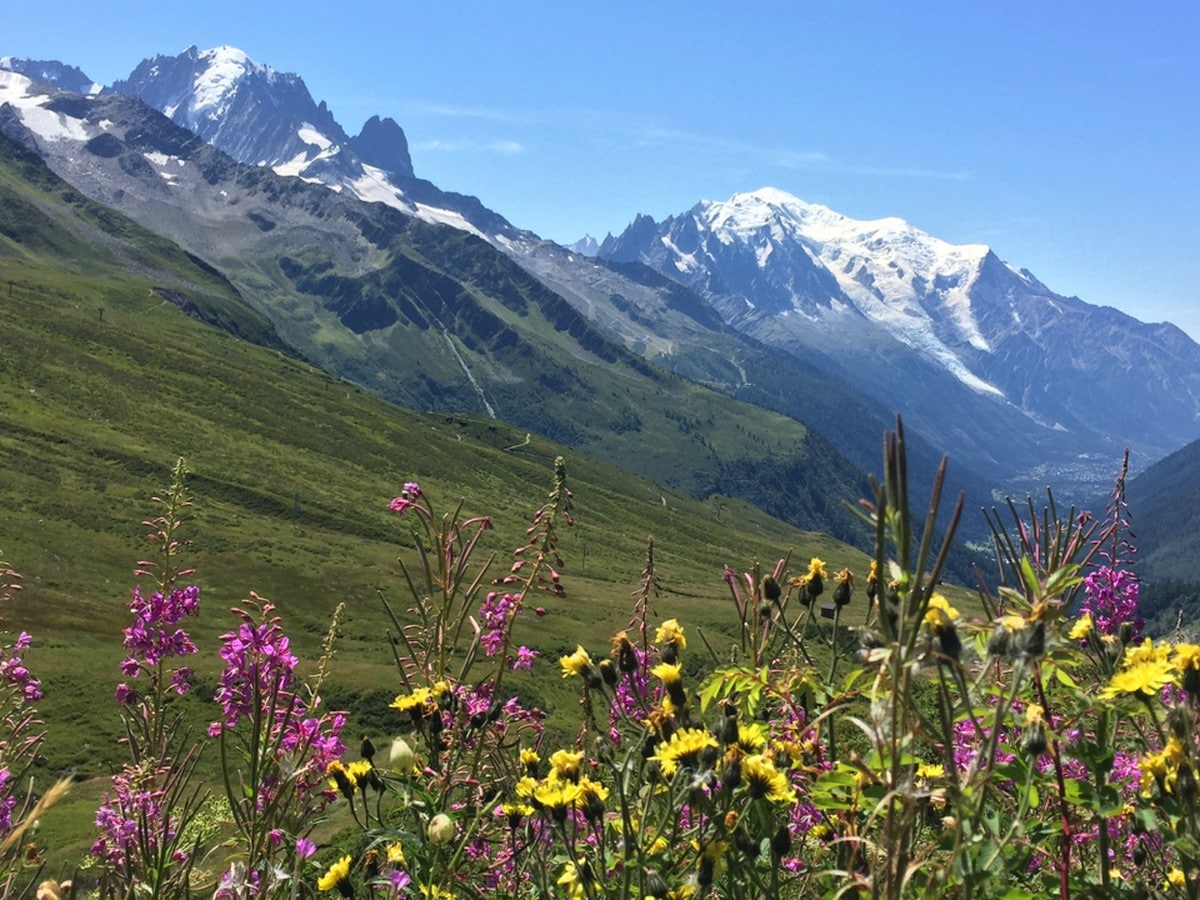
[2,422,1199,898]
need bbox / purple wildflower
[1079,565,1143,642]
[479,592,519,657]
[388,481,424,516]
[512,645,539,671]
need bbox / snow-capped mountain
[109,45,412,183]
[599,188,1200,480]
[105,46,531,244]
[0,57,99,95]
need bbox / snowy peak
[109,45,350,171]
[0,57,100,95]
[597,186,1200,470]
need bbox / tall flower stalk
[93,458,206,899]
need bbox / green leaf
[1052,664,1081,690]
[1019,556,1040,596]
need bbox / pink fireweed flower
[1079,565,1142,642]
[513,646,539,671]
[121,585,200,682]
[388,481,424,516]
[210,600,299,732]
[0,644,41,703]
[479,592,520,656]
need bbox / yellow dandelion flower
[735,722,769,753]
[741,754,797,803]
[499,801,534,827]
[923,594,960,630]
[557,860,597,900]
[653,727,718,778]
[651,662,682,684]
[1139,736,1186,795]
[1099,638,1177,699]
[390,687,432,713]
[648,835,669,854]
[806,558,827,580]
[386,841,406,866]
[515,775,538,799]
[317,855,353,893]
[1174,643,1200,672]
[1165,868,1186,889]
[548,748,585,781]
[1024,704,1045,727]
[534,778,582,812]
[347,760,373,783]
[916,762,944,780]
[326,759,356,798]
[560,645,593,679]
[655,619,687,649]
[996,613,1027,633]
[1068,613,1094,641]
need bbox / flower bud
[762,576,782,603]
[427,813,455,845]
[771,824,793,860]
[1020,723,1047,758]
[716,715,738,746]
[1179,763,1198,805]
[734,826,760,858]
[599,659,618,688]
[986,625,1011,659]
[934,625,962,662]
[389,737,415,775]
[1015,621,1046,661]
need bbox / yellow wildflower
[735,722,769,753]
[515,775,538,799]
[651,662,682,684]
[534,778,582,814]
[924,594,960,630]
[652,727,718,778]
[1174,643,1200,673]
[655,619,687,649]
[806,557,827,580]
[1099,638,1177,699]
[1139,736,1186,795]
[1068,613,1094,641]
[560,645,593,679]
[390,687,433,713]
[916,762,944,780]
[740,754,797,803]
[386,841,405,866]
[996,613,1027,633]
[548,748,585,781]
[317,855,352,893]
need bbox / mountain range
[3,44,1199,546]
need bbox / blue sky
[6,2,1199,336]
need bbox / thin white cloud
[839,164,971,181]
[401,100,514,121]
[415,138,525,155]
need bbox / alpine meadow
[2,33,1200,900]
